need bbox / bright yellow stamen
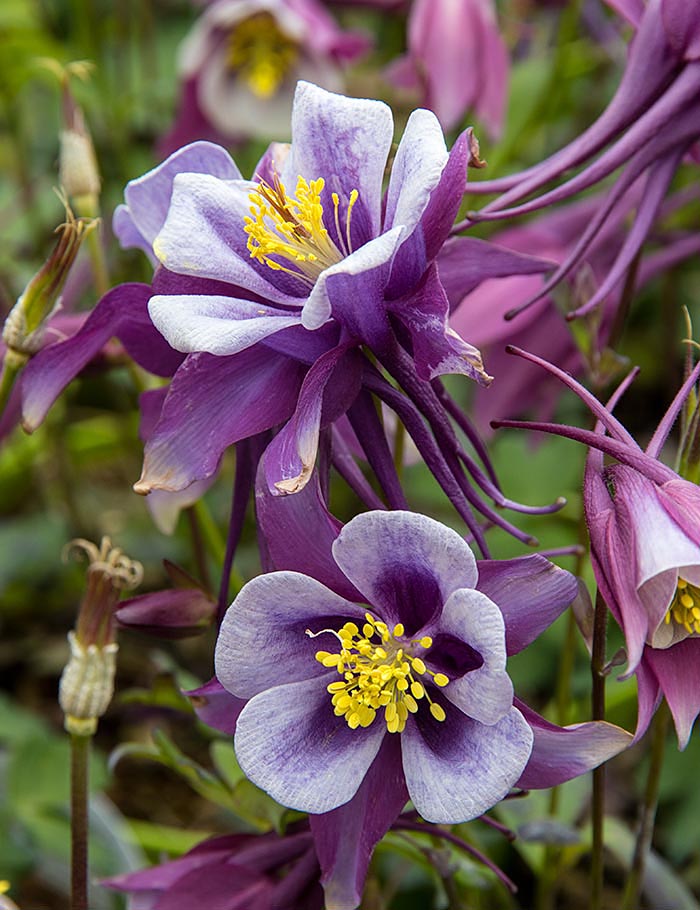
[665,577,700,634]
[244,174,359,284]
[310,615,449,734]
[227,13,298,99]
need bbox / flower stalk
[590,589,609,910]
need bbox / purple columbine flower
[493,346,700,749]
[103,827,323,910]
[385,0,509,139]
[216,502,631,909]
[461,0,700,318]
[160,0,369,155]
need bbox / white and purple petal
[216,570,366,699]
[234,676,386,814]
[331,510,477,634]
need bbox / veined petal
[153,173,303,305]
[135,346,304,493]
[435,588,512,725]
[215,571,366,699]
[234,676,386,814]
[476,555,578,655]
[645,641,700,749]
[401,703,533,823]
[331,510,477,634]
[119,141,241,249]
[284,81,393,244]
[310,736,408,910]
[148,295,304,356]
[515,699,632,789]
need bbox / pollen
[308,614,449,734]
[227,13,299,99]
[665,576,700,634]
[244,174,359,284]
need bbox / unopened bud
[59,632,118,735]
[2,206,96,361]
[58,74,101,210]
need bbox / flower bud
[59,79,101,211]
[59,633,118,735]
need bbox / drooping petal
[515,699,632,789]
[263,344,362,494]
[216,571,366,699]
[148,295,304,356]
[633,656,663,743]
[21,284,184,432]
[234,676,386,813]
[401,702,533,823]
[476,555,578,655]
[310,735,408,910]
[135,346,305,493]
[331,510,477,634]
[284,81,394,246]
[433,587,513,725]
[644,640,700,748]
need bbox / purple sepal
[116,588,216,639]
[186,677,245,735]
[310,736,408,910]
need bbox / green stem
[590,589,609,910]
[393,419,406,482]
[0,356,23,422]
[186,505,212,591]
[621,704,670,910]
[70,733,91,910]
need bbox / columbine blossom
[386,0,509,138]
[494,346,700,748]
[216,499,631,909]
[160,0,369,154]
[462,0,700,318]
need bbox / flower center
[244,174,359,285]
[308,613,449,733]
[227,13,298,99]
[665,576,700,634]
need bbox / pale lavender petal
[476,555,578,655]
[645,640,700,749]
[153,174,302,305]
[146,477,216,535]
[434,588,513,725]
[401,703,533,823]
[515,699,632,789]
[148,295,304,355]
[119,141,241,250]
[263,343,361,494]
[215,571,366,699]
[633,657,663,743]
[234,676,386,813]
[113,204,155,263]
[331,510,477,633]
[135,346,305,493]
[284,81,393,244]
[310,736,408,910]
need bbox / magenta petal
[154,860,268,910]
[136,346,305,492]
[633,657,663,744]
[515,699,632,789]
[234,676,386,813]
[476,555,578,656]
[21,284,183,431]
[401,703,533,823]
[310,735,408,910]
[644,640,700,748]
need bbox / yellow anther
[227,12,298,99]
[418,636,433,648]
[678,578,688,589]
[666,577,700,635]
[433,673,449,687]
[411,680,425,699]
[393,623,405,636]
[411,657,426,674]
[430,703,446,722]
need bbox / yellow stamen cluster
[244,174,358,284]
[227,13,298,99]
[665,577,700,634]
[310,613,449,734]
